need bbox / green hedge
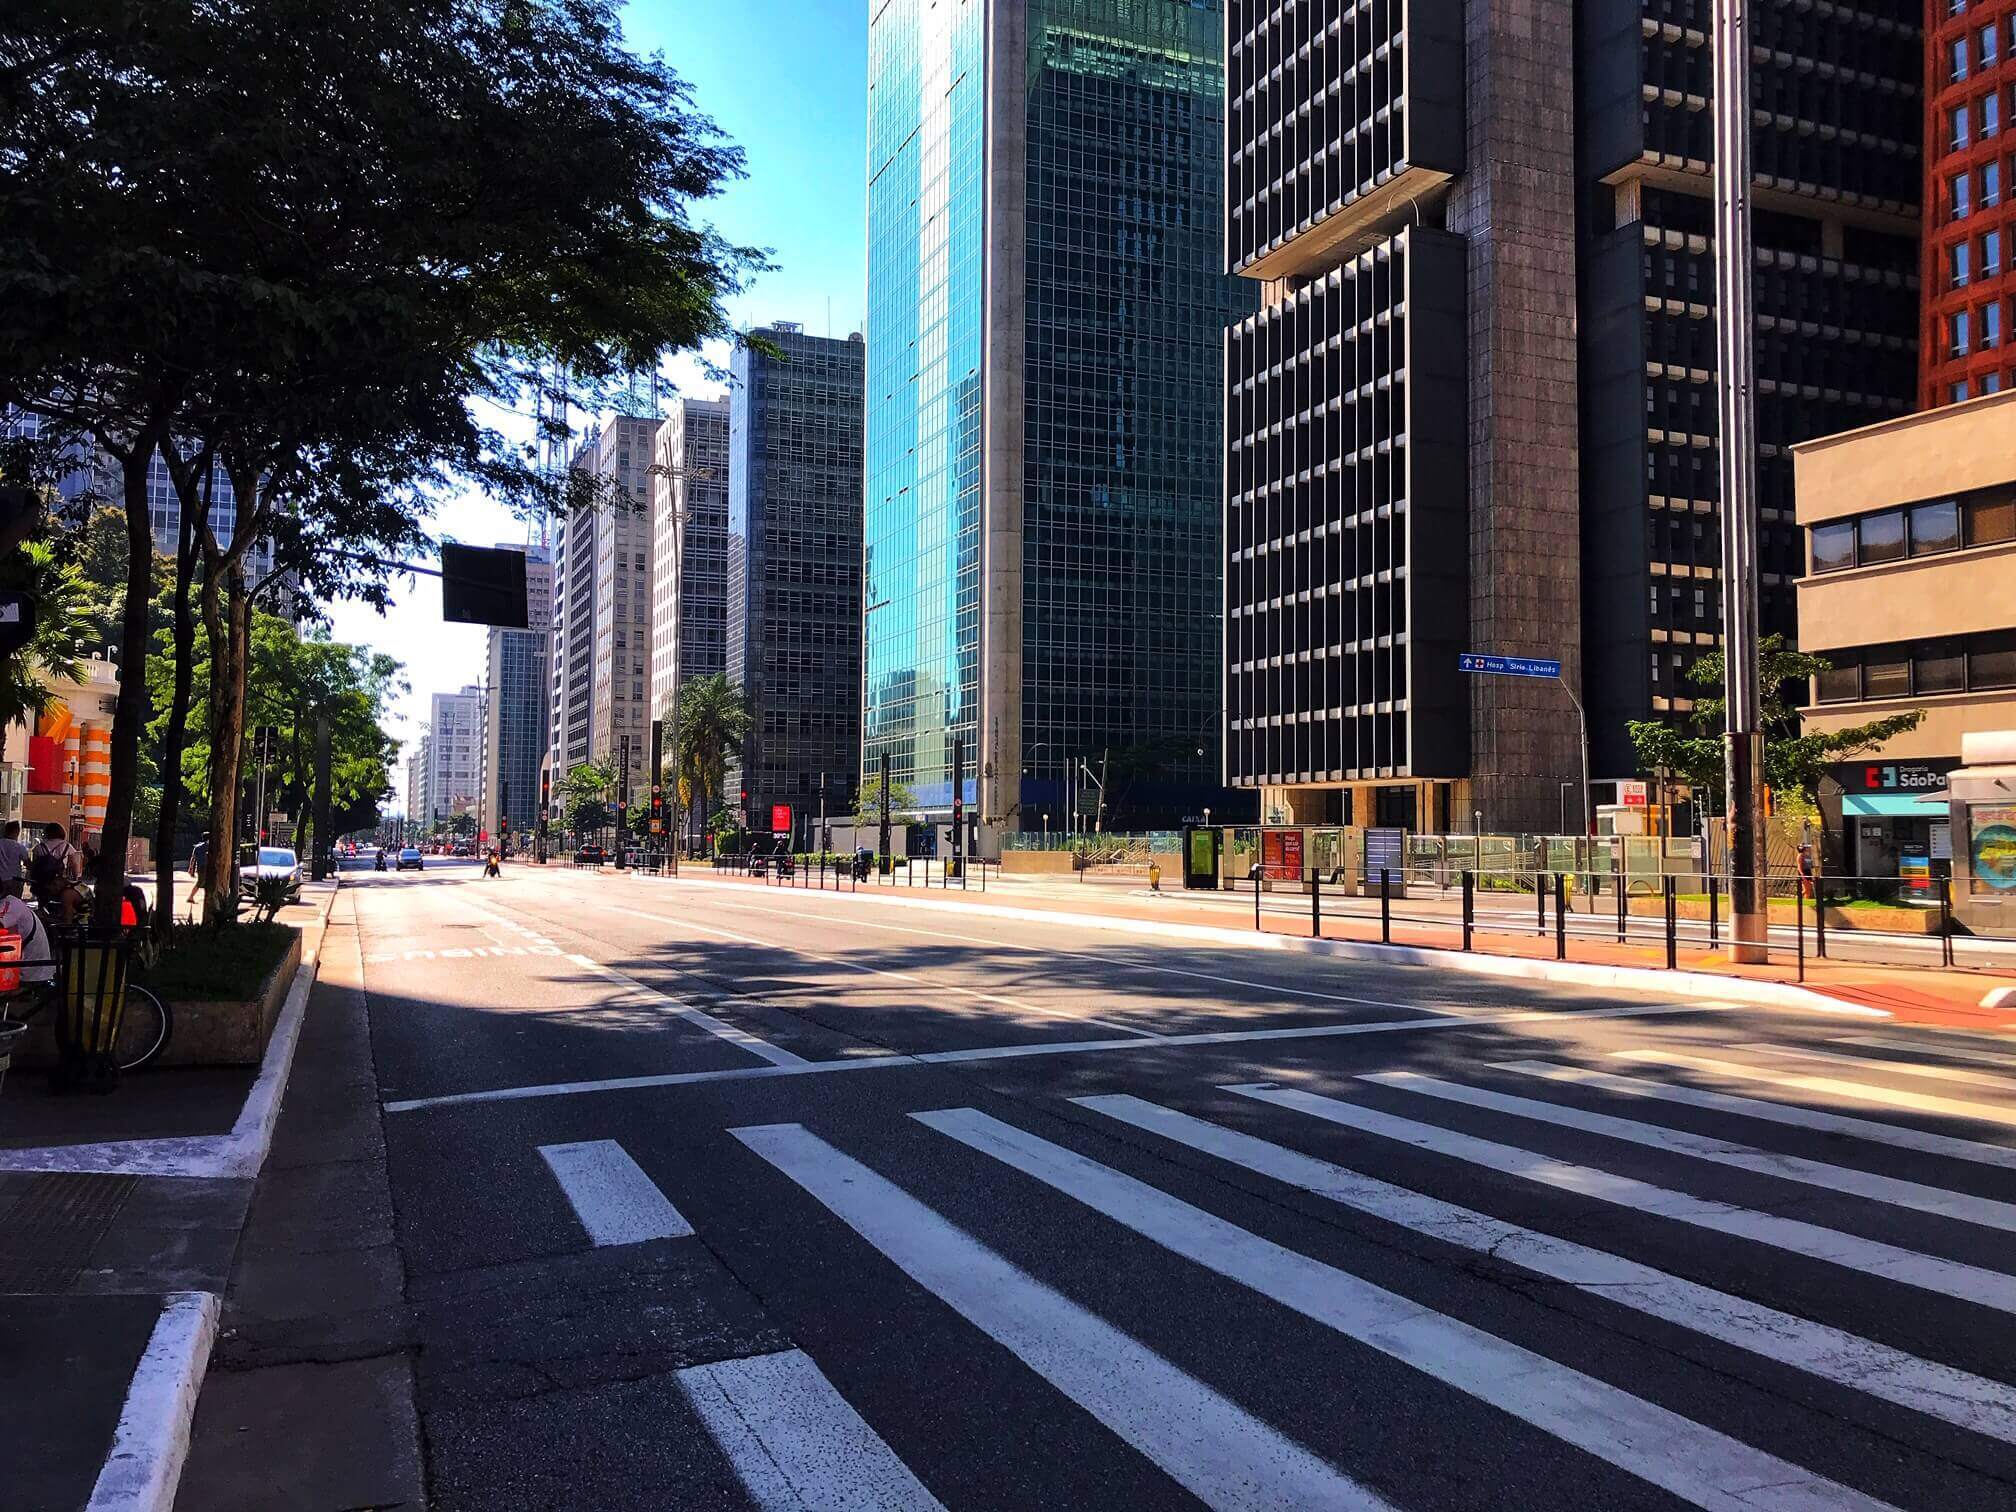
[139,923,296,1002]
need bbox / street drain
[0,1172,138,1292]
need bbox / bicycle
[0,934,173,1074]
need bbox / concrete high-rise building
[482,545,552,840]
[1577,0,1919,776]
[1222,0,1921,833]
[411,733,435,825]
[548,496,597,784]
[580,416,657,786]
[427,686,482,820]
[863,0,1252,836]
[649,398,731,741]
[405,743,429,829]
[728,325,865,840]
[1922,6,2016,407]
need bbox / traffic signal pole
[1712,0,1769,962]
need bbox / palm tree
[0,541,87,732]
[675,673,750,836]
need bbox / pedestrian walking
[0,820,29,885]
[1797,842,1815,900]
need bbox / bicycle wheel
[114,983,172,1072]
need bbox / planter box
[10,928,301,1069]
[1001,851,1075,875]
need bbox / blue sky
[330,0,870,780]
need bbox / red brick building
[1925,2,2016,405]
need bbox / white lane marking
[677,1349,945,1511]
[1616,1049,2016,1134]
[566,954,806,1067]
[598,902,1163,1039]
[663,891,1468,1017]
[1493,1060,2016,1172]
[1835,1034,2016,1069]
[1076,1095,2016,1443]
[919,1106,1894,1512]
[732,1122,1389,1512]
[1232,1084,2016,1317]
[1361,1070,2016,1235]
[380,1000,1729,1114]
[538,1140,693,1246]
[1744,1041,2016,1090]
[85,1292,221,1512]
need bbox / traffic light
[649,785,665,835]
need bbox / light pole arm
[1556,673,1591,836]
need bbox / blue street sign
[1459,653,1562,679]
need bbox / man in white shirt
[0,821,29,885]
[0,881,54,986]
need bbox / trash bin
[53,931,130,1094]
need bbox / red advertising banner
[1260,829,1303,881]
[770,803,792,835]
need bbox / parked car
[396,847,424,871]
[241,846,302,886]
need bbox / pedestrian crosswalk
[516,1032,2016,1508]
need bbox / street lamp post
[1712,0,1768,961]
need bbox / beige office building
[1793,393,2016,880]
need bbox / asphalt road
[350,859,2016,1510]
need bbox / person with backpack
[29,823,83,924]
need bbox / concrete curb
[639,871,1889,1021]
[1985,986,2016,1011]
[0,885,338,1177]
[83,1292,220,1512]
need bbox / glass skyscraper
[863,0,1250,834]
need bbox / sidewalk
[645,865,2016,1033]
[0,880,335,1511]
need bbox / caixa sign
[1832,760,1952,793]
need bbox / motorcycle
[375,851,388,872]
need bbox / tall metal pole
[951,736,964,883]
[615,733,630,869]
[878,749,891,872]
[1712,0,1768,962]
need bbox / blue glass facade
[864,0,1247,829]
[863,0,986,815]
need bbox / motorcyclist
[375,848,388,872]
[484,848,501,879]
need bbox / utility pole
[1097,748,1108,835]
[312,713,332,881]
[878,749,891,873]
[1713,0,1768,961]
[818,772,827,857]
[951,736,964,884]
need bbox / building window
[1955,37,1972,80]
[1816,658,1860,702]
[1955,378,1975,402]
[1986,160,2003,208]
[1810,520,1856,572]
[1954,103,1973,150]
[1988,372,2006,393]
[1970,489,2016,544]
[1864,648,1912,699]
[1983,24,2001,67]
[1953,240,1973,288]
[1953,172,1973,220]
[1909,499,1963,554]
[1857,510,1907,564]
[1975,631,2016,689]
[1988,300,2006,348]
[1916,639,1969,693]
[1986,228,2005,273]
[1951,309,1972,355]
[1988,91,2004,137]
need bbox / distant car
[396,847,424,871]
[241,846,302,886]
[574,845,606,865]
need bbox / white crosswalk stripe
[1230,1082,2016,1315]
[916,1105,1896,1511]
[1071,1092,2016,1443]
[731,1121,1395,1512]
[1616,1048,2016,1133]
[1491,1058,2016,1170]
[538,1139,693,1246]
[1359,1068,2016,1234]
[1744,1041,2016,1090]
[1834,1034,2016,1070]
[678,1349,945,1511]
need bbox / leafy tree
[0,539,87,731]
[3,0,760,931]
[853,773,922,828]
[562,760,615,840]
[1627,636,1924,811]
[675,675,751,831]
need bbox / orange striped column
[79,722,110,832]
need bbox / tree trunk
[93,446,157,935]
[151,519,200,944]
[201,566,251,922]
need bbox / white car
[242,846,302,886]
